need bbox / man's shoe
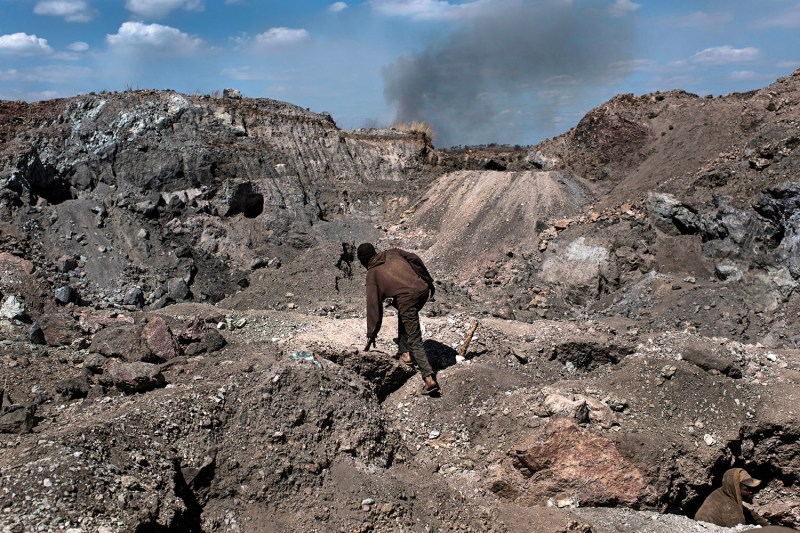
[400,352,413,365]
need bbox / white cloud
[677,11,732,28]
[777,60,799,69]
[33,0,97,22]
[106,22,204,55]
[369,0,490,21]
[756,3,800,29]
[608,0,639,17]
[728,70,762,81]
[0,65,92,83]
[0,32,53,56]
[125,0,203,19]
[246,27,310,49]
[67,41,89,52]
[691,45,759,65]
[329,1,347,12]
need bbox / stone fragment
[106,361,166,393]
[55,375,91,400]
[0,252,34,275]
[54,286,75,305]
[123,287,145,308]
[553,219,570,230]
[55,255,78,273]
[660,365,677,379]
[0,295,27,320]
[89,324,153,362]
[715,263,742,282]
[510,347,528,364]
[584,397,619,429]
[0,404,36,434]
[28,322,46,345]
[250,257,267,270]
[179,315,205,342]
[749,158,771,170]
[83,353,108,373]
[142,316,180,360]
[166,278,190,301]
[544,394,589,424]
[38,312,80,346]
[203,329,227,353]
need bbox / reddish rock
[142,316,180,360]
[509,418,647,507]
[179,315,205,343]
[90,324,153,362]
[106,361,166,394]
[0,252,34,275]
[553,219,571,230]
[0,253,47,319]
[38,312,81,346]
[76,310,135,334]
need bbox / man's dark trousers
[396,292,434,378]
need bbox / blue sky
[0,0,798,146]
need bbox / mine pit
[2,75,800,532]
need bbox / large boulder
[141,316,180,360]
[90,324,154,362]
[105,361,166,393]
[540,237,615,305]
[504,418,649,507]
[38,312,80,346]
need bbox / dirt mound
[400,170,590,277]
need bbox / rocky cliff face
[0,90,433,310]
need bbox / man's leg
[397,298,434,378]
[397,314,413,364]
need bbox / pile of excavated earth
[0,73,799,532]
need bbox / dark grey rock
[54,285,75,305]
[55,255,78,273]
[203,329,227,353]
[123,287,145,308]
[83,353,108,373]
[55,375,91,400]
[28,323,46,345]
[166,278,190,301]
[0,404,36,434]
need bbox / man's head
[738,470,761,500]
[357,243,376,268]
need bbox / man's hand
[364,336,376,351]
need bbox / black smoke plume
[383,0,636,147]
